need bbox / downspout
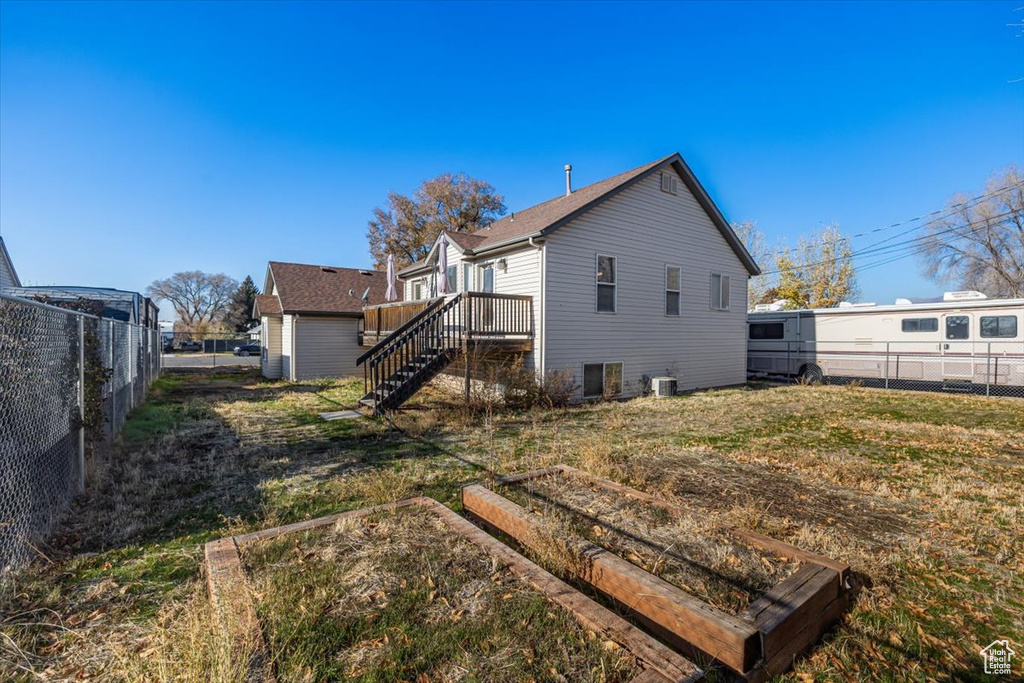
[291,314,298,381]
[529,236,545,378]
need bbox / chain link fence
[749,339,1024,398]
[1,294,161,576]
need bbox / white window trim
[582,361,625,399]
[710,272,731,311]
[596,253,617,314]
[665,265,681,317]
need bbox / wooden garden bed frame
[462,465,852,682]
[204,496,702,683]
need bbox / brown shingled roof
[468,155,673,250]
[254,294,281,317]
[264,262,401,315]
[397,153,759,276]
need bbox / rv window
[901,318,938,333]
[980,315,1018,338]
[945,316,969,340]
[749,322,784,340]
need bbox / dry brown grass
[241,507,640,682]
[3,371,1021,682]
[499,474,801,614]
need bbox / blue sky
[1,1,1022,317]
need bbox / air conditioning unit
[651,376,677,398]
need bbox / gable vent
[660,172,678,195]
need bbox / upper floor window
[665,266,681,316]
[596,255,616,313]
[413,280,423,300]
[710,273,730,311]
[980,315,1018,338]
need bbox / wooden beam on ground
[461,483,760,674]
[423,498,701,683]
[204,537,271,683]
[209,497,702,683]
[487,465,854,680]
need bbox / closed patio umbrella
[385,253,398,302]
[437,233,450,294]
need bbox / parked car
[179,340,203,352]
[233,344,261,357]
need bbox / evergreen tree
[224,275,260,333]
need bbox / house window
[945,315,969,340]
[980,315,1018,338]
[596,255,616,313]
[463,263,473,292]
[710,273,730,311]
[665,266,681,316]
[660,172,678,195]
[901,318,938,333]
[413,280,423,300]
[445,265,457,294]
[749,322,785,340]
[583,362,623,399]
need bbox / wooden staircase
[357,295,464,415]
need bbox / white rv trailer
[747,291,1024,390]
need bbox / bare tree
[774,224,859,309]
[732,221,777,308]
[918,167,1024,298]
[367,173,506,269]
[146,271,238,331]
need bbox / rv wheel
[799,364,823,385]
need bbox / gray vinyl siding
[483,245,542,371]
[293,317,362,379]
[544,170,749,399]
[0,257,17,290]
[281,314,294,380]
[261,315,283,379]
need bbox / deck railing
[361,292,533,343]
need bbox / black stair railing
[358,294,464,413]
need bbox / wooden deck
[360,293,534,351]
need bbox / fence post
[986,342,991,397]
[77,316,86,493]
[109,321,116,439]
[884,342,890,390]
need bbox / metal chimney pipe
[564,164,572,196]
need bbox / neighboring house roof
[254,294,282,316]
[256,261,400,316]
[5,285,147,323]
[398,153,759,276]
[0,236,22,289]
